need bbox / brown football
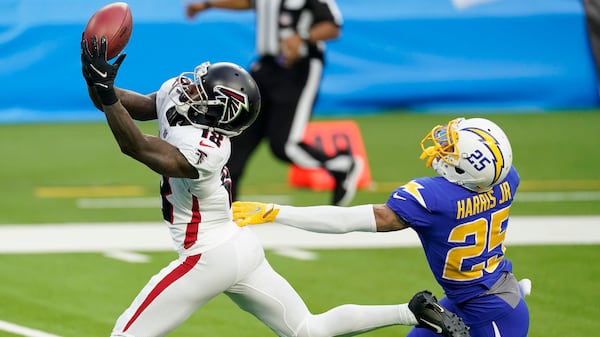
[83,2,132,60]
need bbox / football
[83,2,132,60]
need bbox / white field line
[0,215,598,337]
[76,197,158,208]
[271,247,318,260]
[515,191,600,202]
[74,192,600,209]
[0,320,62,337]
[103,250,151,263]
[0,216,599,254]
[76,194,293,209]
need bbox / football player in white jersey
[80,35,470,337]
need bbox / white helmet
[420,117,513,192]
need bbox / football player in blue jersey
[233,117,530,337]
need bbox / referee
[186,0,362,206]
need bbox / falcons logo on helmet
[214,86,249,123]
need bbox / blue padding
[0,0,597,123]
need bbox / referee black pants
[227,56,330,200]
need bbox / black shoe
[329,154,363,206]
[408,290,471,337]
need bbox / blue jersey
[386,167,520,304]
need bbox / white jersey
[154,78,240,256]
[111,77,413,337]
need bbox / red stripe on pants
[122,254,202,332]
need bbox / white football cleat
[518,278,532,296]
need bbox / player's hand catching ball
[81,34,126,105]
[232,201,280,227]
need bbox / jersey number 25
[442,205,510,281]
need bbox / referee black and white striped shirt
[252,0,343,60]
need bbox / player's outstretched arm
[115,88,158,121]
[233,202,381,233]
[80,35,198,179]
[87,87,158,121]
[233,201,410,233]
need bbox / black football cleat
[409,290,471,337]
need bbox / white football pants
[111,227,405,337]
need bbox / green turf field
[0,111,599,336]
[0,246,598,337]
[1,110,599,224]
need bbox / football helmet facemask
[169,61,261,137]
[420,117,513,192]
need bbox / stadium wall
[0,0,598,123]
[584,0,600,85]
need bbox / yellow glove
[232,201,280,227]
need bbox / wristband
[97,88,118,105]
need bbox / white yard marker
[103,250,151,263]
[272,247,318,260]
[0,216,599,254]
[516,191,600,202]
[76,197,158,209]
[0,320,62,337]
